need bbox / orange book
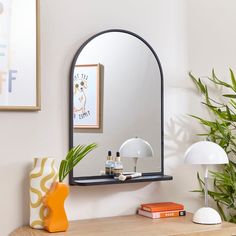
[141,202,184,213]
[138,209,186,219]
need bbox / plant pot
[43,182,69,232]
[29,157,58,229]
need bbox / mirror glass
[70,30,163,179]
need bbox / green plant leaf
[198,79,206,94]
[217,202,227,221]
[190,190,203,193]
[230,68,236,91]
[201,102,218,109]
[210,69,235,91]
[230,99,236,109]
[223,94,236,98]
[58,143,98,182]
[189,115,218,129]
[189,72,206,94]
[59,160,67,182]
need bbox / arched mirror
[69,29,172,185]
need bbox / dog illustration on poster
[74,75,88,114]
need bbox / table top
[10,213,236,236]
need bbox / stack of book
[138,202,186,219]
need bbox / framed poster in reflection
[73,64,100,129]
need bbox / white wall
[1,0,236,235]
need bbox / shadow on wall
[66,181,160,220]
[161,115,205,212]
[164,115,202,162]
[22,163,32,225]
[162,99,208,212]
[4,161,32,233]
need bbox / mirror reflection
[71,30,163,179]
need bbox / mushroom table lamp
[184,141,228,224]
[119,137,154,172]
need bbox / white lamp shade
[185,141,228,165]
[119,137,154,158]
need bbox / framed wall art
[73,64,100,129]
[0,0,40,111]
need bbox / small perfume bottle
[110,155,115,175]
[113,152,123,177]
[105,151,113,175]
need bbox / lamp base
[193,207,221,224]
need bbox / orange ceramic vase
[43,182,69,232]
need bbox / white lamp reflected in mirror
[119,137,154,172]
[184,141,228,224]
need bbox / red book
[141,202,184,213]
[138,208,186,219]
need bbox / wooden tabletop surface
[10,213,236,236]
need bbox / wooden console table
[10,213,236,236]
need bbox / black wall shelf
[71,174,173,186]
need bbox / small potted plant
[43,143,97,232]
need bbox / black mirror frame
[69,29,172,186]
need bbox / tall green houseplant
[189,69,236,223]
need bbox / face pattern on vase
[29,158,58,229]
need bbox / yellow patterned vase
[29,157,58,229]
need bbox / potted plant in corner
[43,143,97,232]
